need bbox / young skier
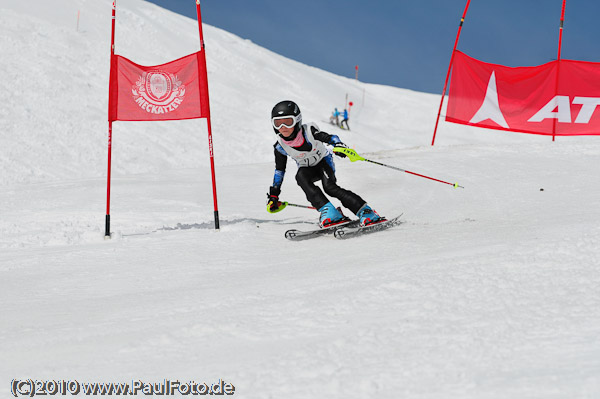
[266,100,380,227]
[329,107,340,126]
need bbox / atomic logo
[132,71,186,115]
[469,71,509,128]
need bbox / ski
[333,214,403,239]
[285,218,360,241]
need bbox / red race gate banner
[109,51,209,122]
[446,50,600,136]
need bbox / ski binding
[285,217,359,241]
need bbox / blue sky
[145,0,600,94]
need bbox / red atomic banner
[109,52,209,122]
[446,50,600,136]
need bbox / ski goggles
[272,114,301,129]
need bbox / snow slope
[1,0,599,398]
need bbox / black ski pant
[295,158,365,214]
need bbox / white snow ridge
[1,0,599,398]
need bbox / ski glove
[267,186,283,213]
[333,143,349,158]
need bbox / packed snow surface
[1,0,599,398]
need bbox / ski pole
[267,201,316,214]
[284,202,316,210]
[333,147,464,189]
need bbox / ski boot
[318,202,345,228]
[356,204,381,226]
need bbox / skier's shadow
[121,218,312,237]
[157,217,312,231]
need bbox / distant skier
[340,108,350,130]
[267,100,380,227]
[329,107,340,126]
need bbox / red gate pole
[196,0,220,230]
[105,0,116,239]
[552,0,567,142]
[431,0,472,146]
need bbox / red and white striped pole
[431,0,472,146]
[552,0,567,142]
[105,1,116,239]
[196,0,220,230]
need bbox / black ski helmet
[271,100,302,138]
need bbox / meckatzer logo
[132,71,186,114]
